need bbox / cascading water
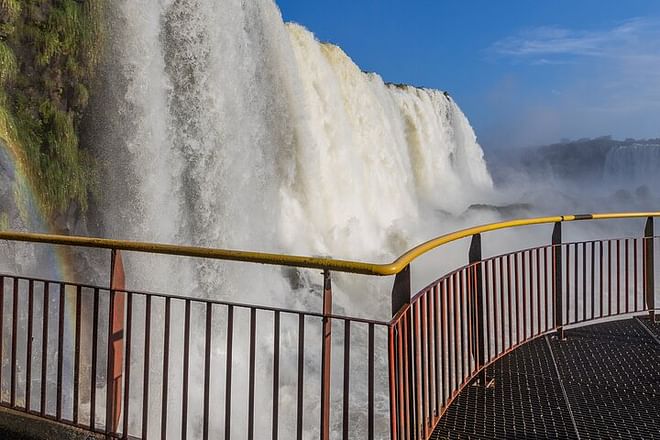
[88,3,492,437]
[91,0,492,310]
[603,143,660,190]
[2,0,493,438]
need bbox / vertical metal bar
[562,244,571,324]
[247,308,257,440]
[420,295,429,435]
[108,251,116,433]
[440,281,448,407]
[634,239,639,311]
[396,320,406,440]
[271,311,280,440]
[106,289,116,434]
[122,293,133,439]
[225,305,234,440]
[582,243,587,322]
[599,241,604,318]
[573,244,578,323]
[444,279,452,400]
[465,272,473,377]
[428,290,436,427]
[160,298,171,440]
[181,300,191,440]
[456,269,470,383]
[528,250,534,335]
[142,296,151,440]
[73,285,81,423]
[492,259,500,354]
[388,324,398,440]
[56,283,65,419]
[203,304,214,440]
[507,255,513,348]
[616,240,621,315]
[520,252,526,343]
[428,283,440,424]
[26,280,34,412]
[342,321,351,440]
[524,251,531,340]
[499,257,505,352]
[320,270,332,440]
[468,234,486,385]
[41,282,49,417]
[453,274,460,388]
[625,239,630,314]
[512,254,519,346]
[402,314,411,440]
[591,242,596,320]
[11,278,18,408]
[526,251,532,335]
[645,217,655,320]
[90,288,99,428]
[607,240,612,316]
[545,247,551,331]
[108,250,126,434]
[463,270,470,380]
[552,222,564,339]
[368,323,375,440]
[485,260,491,363]
[413,301,423,439]
[392,265,411,317]
[296,314,305,440]
[536,249,542,335]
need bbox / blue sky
[276,1,660,150]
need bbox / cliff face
[0,0,103,225]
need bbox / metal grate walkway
[431,317,660,440]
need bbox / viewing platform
[0,212,657,439]
[432,317,660,440]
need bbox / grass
[0,0,21,22]
[0,42,17,85]
[0,0,104,219]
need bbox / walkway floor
[431,317,660,440]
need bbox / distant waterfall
[603,143,660,189]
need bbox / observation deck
[0,212,658,439]
[432,317,660,439]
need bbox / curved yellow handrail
[0,212,658,276]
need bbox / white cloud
[491,18,660,62]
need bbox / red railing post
[392,265,411,317]
[468,234,488,386]
[389,265,411,440]
[644,217,656,321]
[553,222,565,339]
[320,269,332,440]
[107,249,125,434]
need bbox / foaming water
[3,0,493,438]
[92,4,491,304]
[281,24,492,264]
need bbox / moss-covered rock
[0,0,104,220]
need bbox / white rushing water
[94,0,492,305]
[83,1,493,438]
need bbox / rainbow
[1,124,79,331]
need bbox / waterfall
[0,1,496,438]
[91,0,492,306]
[603,143,660,189]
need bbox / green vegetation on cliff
[0,0,103,219]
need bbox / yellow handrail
[0,212,658,276]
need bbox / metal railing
[0,212,658,439]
